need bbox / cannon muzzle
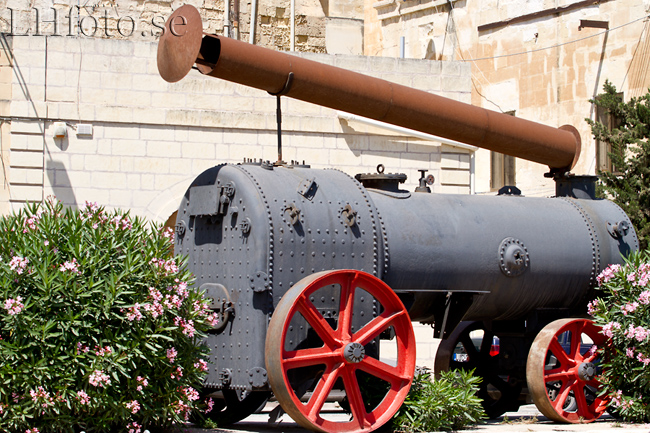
[157,5,580,171]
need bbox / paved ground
[171,402,650,433]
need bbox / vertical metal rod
[290,0,295,51]
[400,36,405,58]
[276,95,283,164]
[224,0,230,37]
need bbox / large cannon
[158,6,638,432]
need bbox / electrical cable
[467,14,649,62]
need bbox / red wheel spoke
[548,337,574,367]
[282,347,342,370]
[544,370,573,383]
[569,322,585,361]
[341,367,371,429]
[358,356,409,387]
[306,363,343,418]
[353,310,407,346]
[551,379,575,411]
[338,273,356,341]
[266,270,415,433]
[296,295,339,349]
[528,319,610,424]
[574,383,591,416]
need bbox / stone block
[112,139,146,156]
[11,150,43,168]
[182,142,216,160]
[117,90,151,106]
[11,167,42,184]
[10,133,44,151]
[133,156,169,174]
[109,189,134,208]
[440,168,470,186]
[10,184,42,201]
[91,171,127,189]
[166,109,201,127]
[84,154,121,172]
[325,18,363,56]
[95,105,133,123]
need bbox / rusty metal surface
[157,5,204,83]
[157,5,580,170]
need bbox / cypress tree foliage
[586,80,650,250]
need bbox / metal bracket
[433,291,475,339]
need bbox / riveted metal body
[175,162,637,395]
[161,7,638,426]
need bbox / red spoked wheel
[265,270,416,433]
[527,318,610,423]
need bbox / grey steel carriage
[157,6,638,432]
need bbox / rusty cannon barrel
[157,5,581,171]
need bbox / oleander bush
[392,367,486,432]
[590,250,650,422]
[0,199,217,433]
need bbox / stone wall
[0,35,472,222]
[365,0,650,196]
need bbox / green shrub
[0,199,216,433]
[392,367,486,432]
[590,250,650,422]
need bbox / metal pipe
[158,5,581,170]
[249,0,257,44]
[290,0,295,51]
[224,0,230,38]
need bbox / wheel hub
[577,362,596,381]
[343,342,365,363]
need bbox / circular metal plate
[157,5,204,83]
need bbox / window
[490,110,516,191]
[595,92,624,174]
[490,152,516,191]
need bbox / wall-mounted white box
[77,124,93,136]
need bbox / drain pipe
[290,0,295,51]
[249,0,258,44]
[224,0,230,37]
[337,111,478,194]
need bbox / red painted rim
[266,270,416,433]
[530,319,610,423]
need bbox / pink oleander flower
[171,366,183,379]
[627,347,636,358]
[94,346,112,357]
[125,399,140,414]
[110,215,132,230]
[136,376,149,392]
[597,264,622,285]
[143,301,164,318]
[88,370,111,388]
[587,299,598,315]
[183,386,200,401]
[23,210,42,233]
[172,400,191,420]
[4,296,25,315]
[150,258,179,276]
[205,312,219,327]
[26,428,40,433]
[125,303,144,321]
[59,258,81,274]
[205,397,214,413]
[162,226,175,242]
[194,359,208,372]
[639,290,650,305]
[29,386,53,408]
[167,347,177,364]
[621,301,639,315]
[76,342,90,354]
[76,390,90,405]
[602,321,621,338]
[9,256,29,274]
[127,421,142,433]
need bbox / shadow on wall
[338,119,439,165]
[46,159,78,209]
